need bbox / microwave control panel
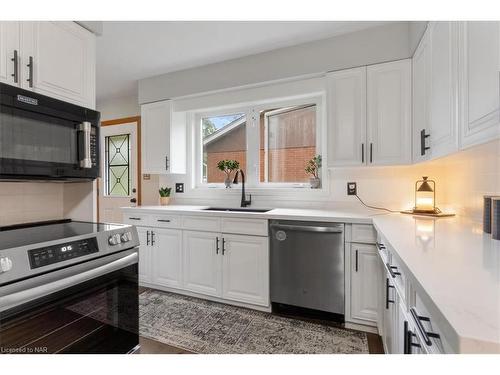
[28,238,99,269]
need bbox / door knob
[130,198,137,203]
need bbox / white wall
[139,22,413,103]
[97,94,140,121]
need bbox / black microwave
[0,83,100,181]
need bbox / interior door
[182,230,221,297]
[222,234,269,306]
[151,228,183,289]
[0,22,20,86]
[98,122,138,223]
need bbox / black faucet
[233,169,251,207]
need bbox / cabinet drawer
[351,224,377,243]
[221,218,268,236]
[182,215,221,232]
[150,214,182,229]
[387,250,407,304]
[123,213,150,226]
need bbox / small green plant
[305,155,322,179]
[217,159,240,179]
[159,187,172,198]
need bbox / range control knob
[121,232,131,243]
[0,257,13,273]
[108,234,122,246]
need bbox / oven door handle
[77,121,92,169]
[0,252,138,313]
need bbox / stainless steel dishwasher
[270,220,344,319]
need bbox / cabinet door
[221,234,269,307]
[394,298,406,354]
[382,272,397,354]
[459,21,500,148]
[137,227,152,284]
[429,22,459,158]
[412,27,431,163]
[0,22,20,86]
[151,228,183,289]
[182,230,222,297]
[141,100,171,175]
[327,67,367,166]
[350,244,379,323]
[21,22,96,108]
[367,60,412,165]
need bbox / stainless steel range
[0,219,140,354]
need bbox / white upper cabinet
[141,100,186,175]
[21,22,95,108]
[327,67,367,166]
[0,21,95,108]
[0,22,20,86]
[428,22,459,158]
[459,21,500,148]
[412,28,431,163]
[367,59,412,165]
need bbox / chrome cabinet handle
[26,55,33,88]
[11,50,19,83]
[410,308,440,347]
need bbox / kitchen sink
[203,207,271,213]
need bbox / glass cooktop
[0,219,115,250]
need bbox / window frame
[193,93,325,191]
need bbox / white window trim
[191,92,327,193]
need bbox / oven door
[0,83,99,180]
[0,249,138,354]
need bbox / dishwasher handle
[270,223,343,233]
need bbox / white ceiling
[96,21,388,102]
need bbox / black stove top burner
[0,219,108,250]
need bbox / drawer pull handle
[376,242,386,251]
[146,230,150,246]
[404,321,421,354]
[386,263,401,278]
[128,217,142,221]
[410,308,440,346]
[157,219,171,223]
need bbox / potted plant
[217,159,240,188]
[305,155,322,189]
[159,187,172,206]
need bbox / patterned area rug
[139,289,369,354]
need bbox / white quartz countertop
[122,205,383,223]
[372,214,500,353]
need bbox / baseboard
[140,282,272,313]
[345,322,379,334]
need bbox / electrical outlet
[347,182,357,196]
[175,183,184,193]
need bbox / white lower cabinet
[137,227,152,284]
[222,234,269,306]
[182,230,222,297]
[349,243,379,324]
[382,270,397,354]
[151,228,183,289]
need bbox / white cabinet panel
[349,244,379,324]
[429,22,459,158]
[367,59,412,165]
[151,228,183,289]
[141,100,171,174]
[0,22,20,86]
[221,217,268,236]
[412,27,431,163]
[459,21,500,148]
[327,67,367,166]
[382,270,397,354]
[137,227,151,284]
[21,22,95,108]
[183,230,222,297]
[222,234,269,306]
